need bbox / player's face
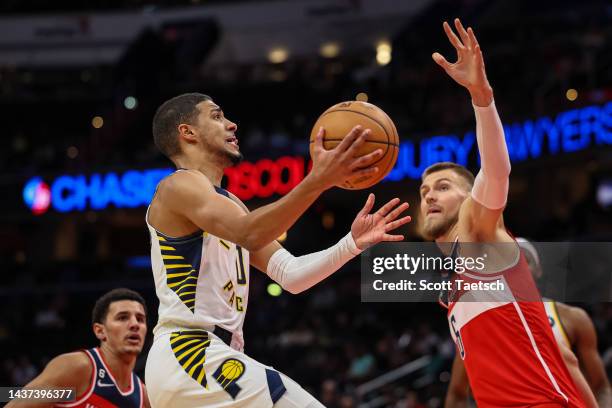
[194,100,242,165]
[99,300,147,356]
[419,169,469,240]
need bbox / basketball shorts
[145,329,324,407]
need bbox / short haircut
[92,288,147,325]
[422,161,475,190]
[152,93,212,159]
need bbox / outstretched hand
[351,194,411,250]
[432,18,493,106]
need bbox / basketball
[309,101,399,190]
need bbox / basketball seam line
[308,139,399,147]
[319,108,391,166]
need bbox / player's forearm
[595,385,612,407]
[470,96,511,209]
[240,174,322,251]
[266,232,361,293]
[444,394,469,408]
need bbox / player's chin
[226,149,243,165]
[122,343,144,354]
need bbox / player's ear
[93,322,107,342]
[178,123,198,144]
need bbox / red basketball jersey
[446,250,585,407]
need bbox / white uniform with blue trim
[144,179,323,408]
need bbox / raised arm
[250,193,411,294]
[433,19,511,237]
[162,126,382,252]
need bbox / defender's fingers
[385,215,412,231]
[382,233,405,242]
[443,21,465,51]
[376,198,401,217]
[432,52,451,70]
[454,18,471,48]
[384,202,410,221]
[467,27,480,49]
[358,193,376,216]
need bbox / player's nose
[226,119,237,132]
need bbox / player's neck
[98,345,136,388]
[434,223,459,245]
[174,155,225,187]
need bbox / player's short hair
[152,92,212,159]
[422,162,475,190]
[92,288,147,325]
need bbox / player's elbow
[239,234,268,252]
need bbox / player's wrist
[469,85,493,107]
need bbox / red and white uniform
[446,250,585,407]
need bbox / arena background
[1,0,611,406]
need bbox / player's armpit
[5,352,92,408]
[572,307,612,407]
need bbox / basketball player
[417,19,586,406]
[7,288,149,408]
[145,93,411,407]
[444,239,609,407]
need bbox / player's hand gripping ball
[310,101,399,189]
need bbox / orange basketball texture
[309,101,399,190]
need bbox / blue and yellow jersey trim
[157,230,204,313]
[550,301,571,348]
[170,330,211,389]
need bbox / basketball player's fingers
[351,166,379,179]
[336,125,364,152]
[443,21,465,51]
[454,18,471,48]
[385,215,412,232]
[313,127,325,152]
[348,148,382,170]
[358,193,376,216]
[344,129,370,157]
[467,27,479,49]
[432,53,451,70]
[384,202,410,222]
[376,198,401,217]
[382,233,405,242]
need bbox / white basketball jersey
[146,184,249,351]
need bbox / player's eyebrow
[209,106,222,114]
[435,178,452,185]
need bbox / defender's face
[194,100,241,164]
[97,300,147,356]
[419,169,469,240]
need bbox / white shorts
[145,329,324,407]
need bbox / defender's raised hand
[351,194,411,250]
[432,18,493,106]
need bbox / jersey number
[450,314,466,360]
[235,246,247,285]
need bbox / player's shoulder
[157,169,215,200]
[555,302,592,328]
[225,190,249,213]
[40,351,94,386]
